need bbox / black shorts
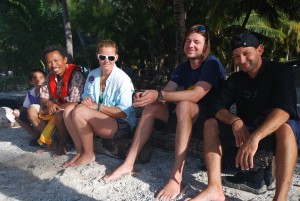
[217,120,275,152]
[114,118,131,140]
[217,120,275,170]
[18,109,30,123]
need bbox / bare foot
[186,185,225,201]
[102,163,133,182]
[63,154,81,168]
[69,153,95,167]
[156,179,181,201]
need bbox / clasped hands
[78,97,98,110]
[133,90,159,107]
[46,102,63,115]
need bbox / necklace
[99,75,105,104]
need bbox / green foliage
[69,0,176,87]
[0,0,65,76]
[0,0,300,91]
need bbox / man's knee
[176,100,195,111]
[204,118,218,130]
[142,103,167,118]
[27,106,37,116]
[275,123,294,140]
[203,118,219,138]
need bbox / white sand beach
[0,125,299,201]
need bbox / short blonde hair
[96,39,118,54]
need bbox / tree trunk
[173,0,186,66]
[60,0,73,59]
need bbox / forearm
[215,109,241,125]
[99,105,127,119]
[161,80,211,103]
[59,102,79,109]
[161,89,207,103]
[252,108,290,141]
[40,98,51,113]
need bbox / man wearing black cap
[188,33,299,200]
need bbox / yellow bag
[38,114,56,146]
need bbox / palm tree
[173,0,186,65]
[60,0,73,58]
[0,0,64,74]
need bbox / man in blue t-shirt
[104,24,225,201]
[189,33,300,201]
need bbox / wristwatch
[156,89,164,102]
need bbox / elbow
[118,111,127,119]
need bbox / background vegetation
[0,0,299,91]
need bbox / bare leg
[273,123,297,201]
[27,105,47,134]
[188,118,225,201]
[15,118,36,137]
[69,106,118,167]
[103,103,169,181]
[53,110,69,156]
[156,101,199,201]
[62,104,82,167]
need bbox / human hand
[232,119,250,147]
[12,109,20,117]
[47,102,60,115]
[235,134,259,170]
[133,90,158,107]
[80,97,95,107]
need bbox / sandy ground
[0,126,299,201]
[0,88,300,201]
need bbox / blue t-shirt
[170,55,225,105]
[170,55,225,88]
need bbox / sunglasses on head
[197,25,207,32]
[97,54,116,61]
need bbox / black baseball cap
[231,33,260,51]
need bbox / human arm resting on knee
[236,108,290,170]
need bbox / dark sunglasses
[97,54,116,61]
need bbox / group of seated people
[12,24,300,201]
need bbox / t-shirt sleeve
[272,64,298,118]
[199,60,223,87]
[23,93,30,108]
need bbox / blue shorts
[218,120,275,152]
[218,119,300,150]
[287,119,300,148]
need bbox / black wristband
[231,118,241,126]
[156,89,163,102]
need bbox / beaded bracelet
[231,118,241,126]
